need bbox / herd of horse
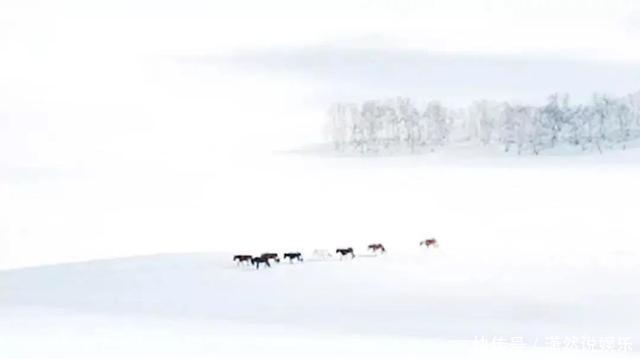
[234,238,439,269]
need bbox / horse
[336,248,355,259]
[367,243,386,253]
[420,238,439,248]
[260,253,281,263]
[233,255,253,265]
[283,252,303,263]
[251,256,271,269]
[312,249,332,260]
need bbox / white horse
[312,249,333,260]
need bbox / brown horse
[368,243,386,253]
[233,255,253,265]
[420,238,439,248]
[260,253,281,263]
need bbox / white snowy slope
[3,146,640,358]
[1,248,639,358]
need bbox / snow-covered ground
[1,249,639,358]
[2,148,640,358]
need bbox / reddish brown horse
[420,239,439,248]
[367,243,386,253]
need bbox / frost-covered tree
[327,103,349,151]
[469,100,501,146]
[423,101,450,149]
[326,90,640,155]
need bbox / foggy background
[2,0,640,269]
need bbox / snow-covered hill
[2,249,639,358]
[4,132,640,359]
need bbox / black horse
[260,253,280,263]
[283,252,303,263]
[336,248,355,259]
[233,255,253,265]
[251,256,271,269]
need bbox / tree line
[326,91,640,155]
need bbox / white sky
[1,0,640,268]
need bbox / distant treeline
[326,92,640,154]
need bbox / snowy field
[3,0,640,357]
[1,249,639,358]
[2,148,640,358]
[1,250,639,358]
